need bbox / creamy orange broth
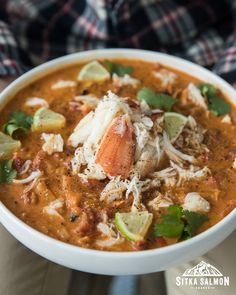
[0,59,236,251]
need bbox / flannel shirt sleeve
[213,30,236,87]
[213,1,236,87]
[0,20,24,77]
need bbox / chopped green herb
[183,210,209,237]
[198,83,231,116]
[0,160,17,184]
[154,205,209,240]
[155,216,184,238]
[137,87,177,111]
[154,205,184,238]
[3,111,33,136]
[167,204,183,219]
[104,60,133,77]
[198,83,217,97]
[208,95,231,116]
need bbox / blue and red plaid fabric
[0,0,236,86]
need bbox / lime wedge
[115,211,153,242]
[32,107,66,132]
[164,112,187,142]
[78,61,110,81]
[0,132,21,159]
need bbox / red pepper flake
[13,155,24,173]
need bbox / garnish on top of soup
[0,59,236,251]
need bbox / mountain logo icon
[182,261,223,277]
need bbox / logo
[176,261,230,290]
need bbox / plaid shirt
[0,0,236,86]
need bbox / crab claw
[95,114,135,179]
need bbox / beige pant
[0,224,235,295]
[0,225,71,295]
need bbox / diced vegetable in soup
[0,59,236,251]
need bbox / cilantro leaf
[154,205,184,238]
[137,87,177,111]
[154,205,209,240]
[3,111,33,136]
[182,226,192,240]
[198,83,231,116]
[183,210,209,237]
[208,95,231,116]
[0,160,17,184]
[104,60,133,77]
[198,83,217,97]
[168,204,183,219]
[154,215,184,238]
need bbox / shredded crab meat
[78,162,106,181]
[125,175,146,212]
[25,97,49,108]
[151,166,177,187]
[152,69,177,87]
[187,115,197,129]
[71,147,86,174]
[68,111,94,148]
[148,193,173,211]
[178,116,207,154]
[221,114,232,124]
[73,94,99,110]
[140,100,151,115]
[96,218,123,247]
[134,143,159,178]
[131,112,153,128]
[152,116,164,136]
[133,116,153,160]
[74,94,99,104]
[151,109,164,114]
[183,192,210,213]
[152,161,210,187]
[22,175,41,194]
[187,83,208,109]
[163,132,196,164]
[19,160,32,175]
[140,178,161,191]
[13,170,42,184]
[51,80,76,89]
[41,133,64,155]
[43,198,64,218]
[170,161,211,186]
[132,115,161,177]
[97,222,116,237]
[112,73,140,88]
[100,177,127,202]
[152,166,176,179]
[154,136,162,165]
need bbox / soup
[0,59,236,251]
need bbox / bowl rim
[0,48,235,258]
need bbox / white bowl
[0,49,235,275]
